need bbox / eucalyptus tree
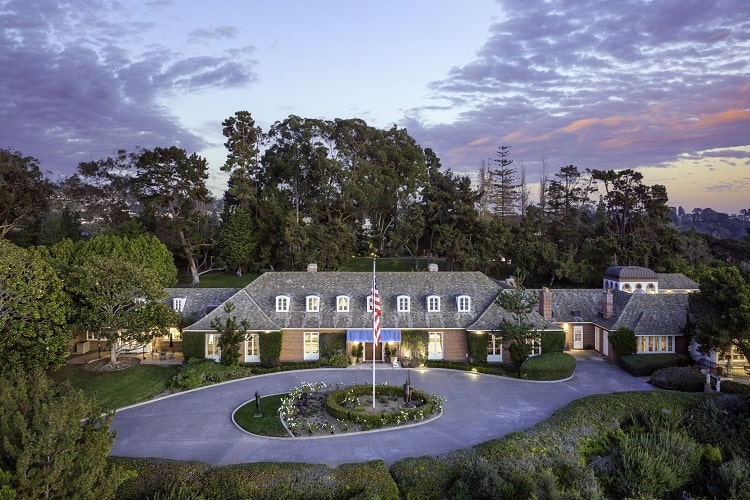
[135,146,213,285]
[592,169,674,267]
[0,148,54,241]
[419,151,479,271]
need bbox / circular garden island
[233,382,445,437]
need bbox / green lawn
[234,394,289,437]
[190,271,258,288]
[51,363,179,410]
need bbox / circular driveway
[109,355,652,466]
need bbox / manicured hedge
[650,366,705,392]
[519,352,576,380]
[181,331,204,361]
[325,384,436,429]
[260,330,281,367]
[112,458,399,499]
[619,353,689,377]
[541,330,565,353]
[609,327,637,355]
[467,332,488,363]
[720,380,750,394]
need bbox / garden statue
[254,391,262,417]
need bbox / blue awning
[346,329,400,342]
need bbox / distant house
[181,265,698,365]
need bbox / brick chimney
[602,289,614,319]
[538,288,553,320]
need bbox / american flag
[372,275,381,347]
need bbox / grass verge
[234,394,289,437]
[51,362,178,410]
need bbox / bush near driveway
[619,353,689,377]
[520,352,576,380]
[650,366,705,392]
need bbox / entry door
[573,326,584,349]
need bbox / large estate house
[168,264,698,366]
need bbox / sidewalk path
[109,355,653,466]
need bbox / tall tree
[592,169,673,267]
[689,265,750,365]
[211,302,249,366]
[135,146,212,285]
[0,148,54,241]
[495,274,539,369]
[69,255,172,364]
[218,207,255,275]
[0,241,71,373]
[491,145,519,222]
[0,369,134,498]
[222,110,264,213]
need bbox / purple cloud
[408,0,750,184]
[0,0,257,175]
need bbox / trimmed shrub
[619,353,688,377]
[609,327,637,356]
[171,358,251,390]
[720,380,750,395]
[650,366,705,392]
[520,352,576,380]
[325,384,439,429]
[319,331,346,359]
[260,331,281,367]
[181,331,204,361]
[389,456,455,500]
[326,352,348,368]
[467,332,488,363]
[400,330,428,367]
[541,330,565,353]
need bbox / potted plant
[355,343,364,363]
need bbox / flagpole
[372,258,376,408]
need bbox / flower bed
[276,382,445,437]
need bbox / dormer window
[427,295,440,312]
[306,295,320,312]
[276,295,290,312]
[172,297,186,312]
[397,295,410,312]
[336,295,349,312]
[457,295,471,312]
[367,294,374,312]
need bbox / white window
[245,333,260,363]
[276,295,290,312]
[526,336,542,357]
[367,294,374,312]
[172,297,186,312]
[637,335,675,353]
[206,334,221,360]
[397,295,410,312]
[428,332,443,360]
[457,295,471,312]
[86,331,99,341]
[306,295,320,312]
[487,333,502,362]
[336,295,349,312]
[304,332,319,360]
[427,295,440,312]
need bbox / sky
[1,0,749,214]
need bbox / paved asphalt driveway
[110,354,652,466]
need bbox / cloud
[0,0,258,174]
[408,0,750,185]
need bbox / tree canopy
[0,148,54,241]
[0,241,71,373]
[689,264,750,363]
[0,369,134,498]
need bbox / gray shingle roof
[656,273,699,291]
[184,271,502,332]
[604,266,658,279]
[164,288,241,319]
[609,293,689,335]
